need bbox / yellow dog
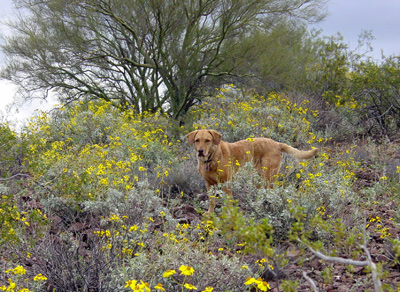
[187,129,318,213]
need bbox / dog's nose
[198,149,204,156]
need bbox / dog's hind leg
[260,155,281,187]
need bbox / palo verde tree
[1,0,327,119]
[350,56,400,136]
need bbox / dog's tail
[279,143,318,160]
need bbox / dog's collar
[203,152,214,164]
[202,152,214,172]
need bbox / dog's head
[186,129,222,159]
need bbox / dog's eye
[195,139,200,143]
[205,139,211,143]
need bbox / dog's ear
[209,130,222,145]
[186,131,198,145]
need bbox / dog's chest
[198,161,215,174]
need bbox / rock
[172,204,200,224]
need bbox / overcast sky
[312,0,400,59]
[1,0,400,126]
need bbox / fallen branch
[303,244,369,266]
[0,173,31,181]
[297,238,383,292]
[302,271,319,292]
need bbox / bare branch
[304,244,369,266]
[302,271,319,292]
[298,238,383,292]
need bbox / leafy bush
[1,88,399,291]
[188,88,320,146]
[0,123,26,178]
[350,57,400,137]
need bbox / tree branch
[302,272,319,292]
[297,238,383,292]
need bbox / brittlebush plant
[24,101,179,205]
[189,88,321,146]
[2,88,398,291]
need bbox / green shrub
[1,88,398,291]
[188,88,320,146]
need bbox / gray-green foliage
[109,240,255,291]
[217,151,361,240]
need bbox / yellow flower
[5,279,16,290]
[138,166,147,171]
[154,283,165,291]
[257,280,271,291]
[257,279,271,291]
[202,287,213,292]
[139,281,151,292]
[125,280,150,292]
[125,280,137,291]
[33,273,48,281]
[244,277,257,285]
[179,265,195,276]
[108,214,120,221]
[184,283,197,290]
[244,277,270,291]
[129,225,138,232]
[6,265,26,275]
[162,269,176,278]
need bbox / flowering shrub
[0,265,47,292]
[0,88,399,291]
[189,88,319,146]
[0,123,22,178]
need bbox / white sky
[312,0,400,59]
[1,0,400,127]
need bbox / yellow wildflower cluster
[125,265,202,291]
[244,277,271,291]
[24,100,176,202]
[191,90,323,149]
[93,214,154,255]
[366,216,393,239]
[1,194,47,244]
[0,266,47,292]
[333,95,364,110]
